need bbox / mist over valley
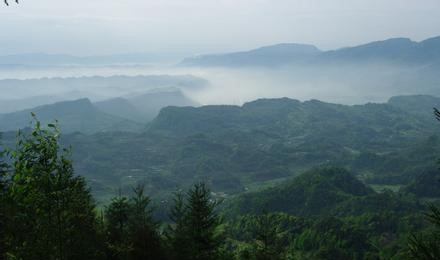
[1,36,440,115]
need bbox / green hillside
[226,167,377,217]
[1,95,439,204]
[0,99,143,134]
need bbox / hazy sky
[0,0,439,56]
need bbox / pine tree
[128,184,164,260]
[166,183,224,260]
[166,191,191,259]
[185,183,223,260]
[105,194,132,260]
[105,185,165,260]
[253,212,284,260]
[6,119,102,259]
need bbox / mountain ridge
[180,36,440,67]
[148,95,440,139]
[181,43,321,67]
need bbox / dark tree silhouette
[166,183,224,260]
[6,119,102,259]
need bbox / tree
[105,194,132,260]
[185,183,223,260]
[165,191,191,259]
[6,119,102,259]
[127,184,164,260]
[105,185,164,260]
[167,183,224,260]
[253,212,284,260]
[408,205,440,259]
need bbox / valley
[2,95,439,207]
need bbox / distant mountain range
[0,52,180,66]
[0,75,208,112]
[181,43,321,67]
[180,36,440,67]
[3,36,440,67]
[0,89,198,134]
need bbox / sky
[0,0,439,56]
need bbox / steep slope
[0,99,142,134]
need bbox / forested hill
[0,90,198,134]
[0,98,143,134]
[149,95,439,144]
[226,167,420,217]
